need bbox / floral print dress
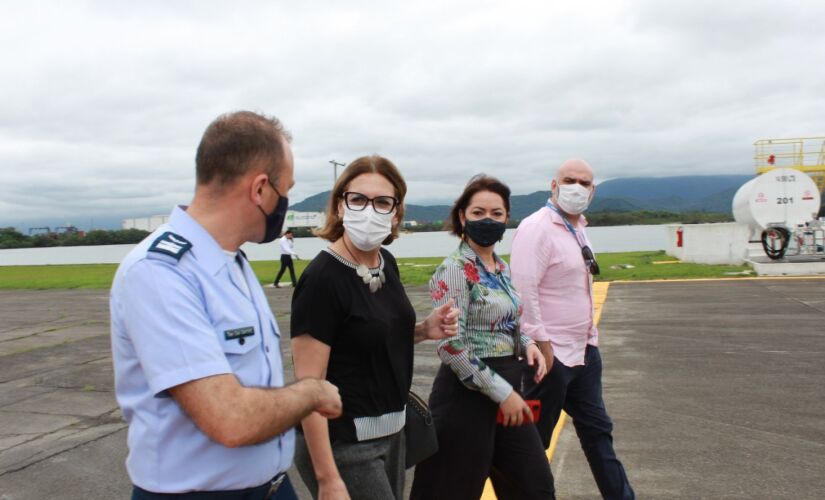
[430,241,535,403]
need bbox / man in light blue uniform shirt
[111,111,342,499]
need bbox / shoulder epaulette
[147,231,192,262]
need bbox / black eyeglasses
[582,246,600,275]
[343,191,399,215]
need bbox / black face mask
[463,218,506,247]
[258,180,289,244]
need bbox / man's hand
[421,299,459,341]
[526,343,547,383]
[310,379,342,418]
[536,340,555,373]
[499,391,533,427]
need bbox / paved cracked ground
[1,280,824,499]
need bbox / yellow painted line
[592,282,609,325]
[481,283,610,499]
[651,260,681,265]
[544,407,569,462]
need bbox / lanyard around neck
[547,202,584,249]
[471,250,523,358]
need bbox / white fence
[665,223,752,265]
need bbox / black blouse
[291,248,416,441]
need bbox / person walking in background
[410,175,553,500]
[509,158,635,499]
[274,229,298,287]
[290,155,459,500]
[110,111,342,499]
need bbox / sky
[1,0,824,230]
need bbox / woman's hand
[536,340,555,374]
[418,299,459,342]
[526,343,547,383]
[318,476,350,500]
[498,391,533,427]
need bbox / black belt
[132,472,287,500]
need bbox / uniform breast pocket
[217,323,262,355]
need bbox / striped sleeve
[431,261,513,403]
[519,333,536,351]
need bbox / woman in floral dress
[410,175,555,500]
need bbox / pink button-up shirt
[510,204,598,367]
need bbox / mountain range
[291,174,755,222]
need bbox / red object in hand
[496,400,541,425]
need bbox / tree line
[0,228,151,249]
[584,210,733,227]
[0,211,733,248]
[400,210,733,233]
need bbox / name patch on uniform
[148,232,192,261]
[224,326,255,341]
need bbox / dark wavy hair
[447,174,511,237]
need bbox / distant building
[402,220,418,228]
[122,211,324,232]
[54,226,81,235]
[122,215,170,232]
[285,211,325,229]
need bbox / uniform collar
[169,205,233,275]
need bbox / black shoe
[274,283,281,288]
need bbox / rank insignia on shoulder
[148,232,193,261]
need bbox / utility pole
[329,160,345,185]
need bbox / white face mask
[555,183,592,215]
[343,206,394,251]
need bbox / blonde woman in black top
[291,155,458,500]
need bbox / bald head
[551,158,596,217]
[556,158,594,183]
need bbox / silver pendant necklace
[355,263,386,293]
[340,239,386,293]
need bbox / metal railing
[754,137,825,192]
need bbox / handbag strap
[407,392,432,421]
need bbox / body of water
[0,225,668,266]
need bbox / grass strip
[0,251,752,290]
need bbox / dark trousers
[517,345,634,500]
[132,473,297,500]
[410,358,554,500]
[274,255,296,286]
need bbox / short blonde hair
[314,155,407,244]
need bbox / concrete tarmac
[0,279,823,499]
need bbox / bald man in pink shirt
[509,159,634,499]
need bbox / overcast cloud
[1,0,824,229]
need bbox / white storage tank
[732,168,821,231]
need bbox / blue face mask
[258,180,289,244]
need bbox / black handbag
[404,391,438,468]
